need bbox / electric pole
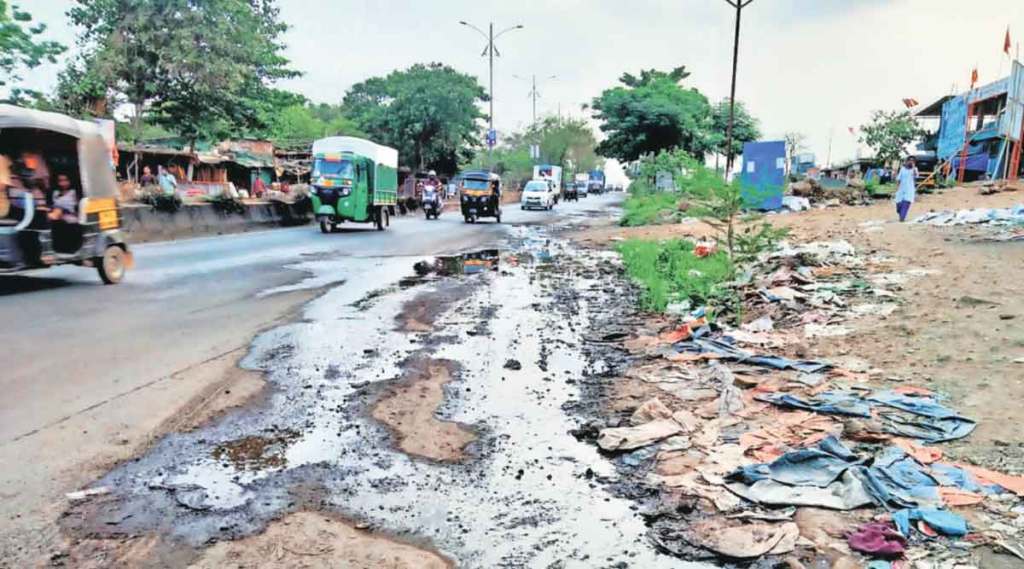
[459,20,524,160]
[723,0,754,178]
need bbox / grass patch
[617,238,736,312]
[620,190,681,227]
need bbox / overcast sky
[21,0,1024,175]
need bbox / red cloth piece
[848,522,907,558]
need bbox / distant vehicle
[564,181,578,202]
[521,180,554,210]
[588,169,606,194]
[311,136,398,232]
[574,173,589,197]
[533,164,563,203]
[420,182,442,220]
[458,170,502,223]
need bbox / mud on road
[56,211,698,568]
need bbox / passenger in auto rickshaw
[49,173,83,254]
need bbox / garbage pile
[914,205,1024,243]
[790,177,869,207]
[594,240,1024,567]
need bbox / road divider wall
[121,200,312,243]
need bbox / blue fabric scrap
[673,338,831,373]
[757,391,872,417]
[892,508,968,537]
[728,436,864,488]
[930,463,1003,495]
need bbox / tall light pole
[514,74,557,126]
[723,0,754,178]
[459,20,524,158]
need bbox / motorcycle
[421,185,442,220]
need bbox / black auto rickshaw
[458,170,501,223]
[0,104,132,284]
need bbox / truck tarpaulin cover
[1001,61,1024,142]
[740,140,785,211]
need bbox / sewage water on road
[63,223,707,568]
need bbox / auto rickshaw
[458,170,501,223]
[0,104,131,284]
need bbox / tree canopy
[63,0,297,146]
[709,99,760,160]
[343,63,487,172]
[591,67,712,162]
[474,116,603,184]
[0,1,64,90]
[859,110,925,166]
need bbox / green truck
[310,137,398,232]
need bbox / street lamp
[513,74,557,126]
[460,21,524,157]
[722,0,754,178]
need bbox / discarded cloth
[847,522,907,558]
[877,410,976,443]
[758,391,872,418]
[672,338,831,374]
[725,470,874,510]
[858,447,941,509]
[929,463,1001,495]
[597,419,682,451]
[729,436,865,487]
[954,463,1024,497]
[869,391,962,420]
[891,508,968,537]
[685,520,799,559]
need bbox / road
[0,193,624,564]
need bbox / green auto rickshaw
[310,137,398,232]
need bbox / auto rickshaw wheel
[319,220,330,234]
[496,211,502,223]
[97,245,126,285]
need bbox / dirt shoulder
[573,189,1024,457]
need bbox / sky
[19,0,1024,182]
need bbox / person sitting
[49,174,83,254]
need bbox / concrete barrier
[121,199,311,243]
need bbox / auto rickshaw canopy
[0,104,117,199]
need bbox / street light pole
[515,74,557,126]
[723,0,754,178]
[459,20,524,162]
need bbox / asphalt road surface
[0,192,622,563]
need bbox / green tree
[66,0,298,147]
[859,109,925,166]
[591,66,711,162]
[259,102,365,150]
[709,99,760,165]
[344,63,486,173]
[0,1,64,90]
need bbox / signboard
[937,95,968,160]
[486,129,497,148]
[1001,61,1024,142]
[529,144,540,160]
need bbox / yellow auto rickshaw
[0,104,131,284]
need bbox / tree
[591,66,712,162]
[0,1,64,90]
[66,0,298,147]
[709,99,760,168]
[783,132,807,176]
[859,110,925,167]
[259,101,365,149]
[344,63,486,173]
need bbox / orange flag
[971,67,979,88]
[1005,27,1012,55]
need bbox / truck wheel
[97,245,126,285]
[375,208,385,231]
[496,211,502,223]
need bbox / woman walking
[894,157,918,222]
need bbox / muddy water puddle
[63,225,704,568]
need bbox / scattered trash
[847,522,907,558]
[781,196,811,212]
[914,205,1024,226]
[891,508,968,537]
[503,359,522,370]
[685,520,799,558]
[66,486,111,501]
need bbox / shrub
[617,238,736,312]
[140,191,183,213]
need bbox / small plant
[140,191,183,213]
[733,221,790,264]
[617,238,736,313]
